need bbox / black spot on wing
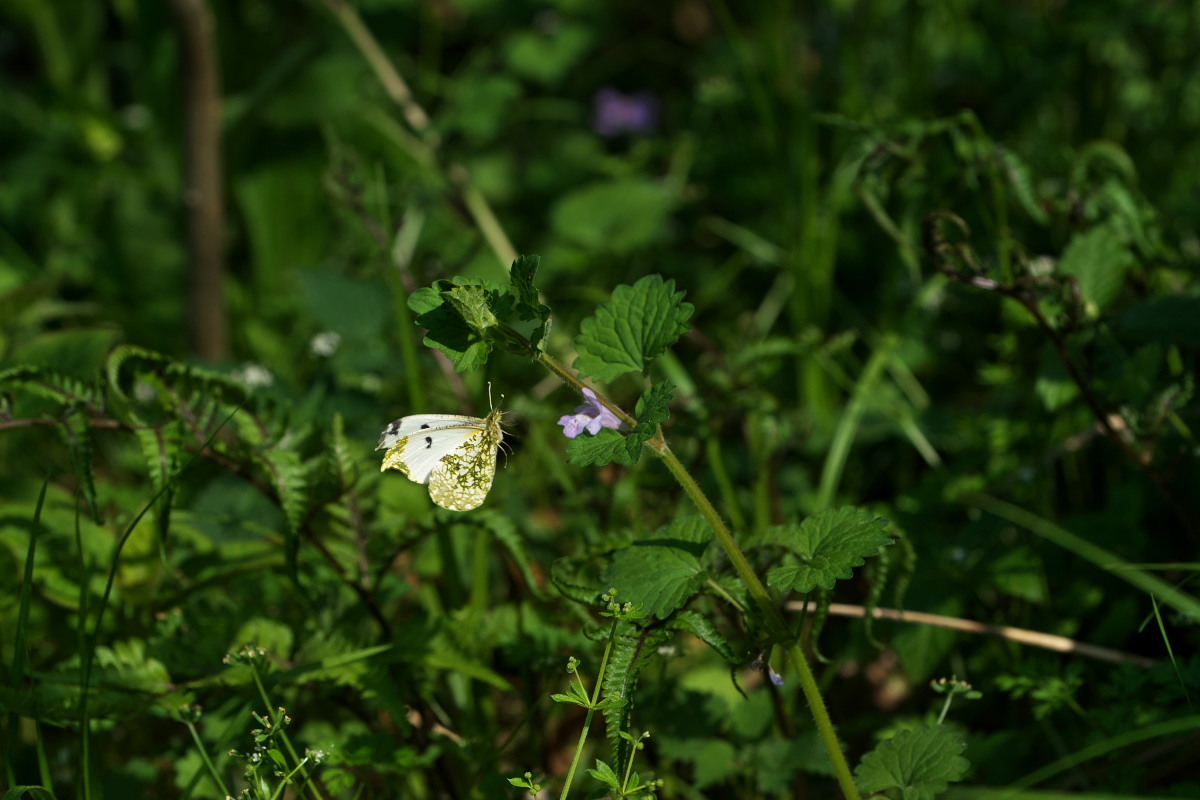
[425,436,433,449]
[420,423,431,429]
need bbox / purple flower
[768,664,785,687]
[557,387,622,438]
[592,87,659,138]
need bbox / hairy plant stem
[652,445,861,800]
[535,346,861,798]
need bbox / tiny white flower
[310,331,341,357]
[233,363,274,389]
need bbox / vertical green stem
[250,663,325,800]
[186,720,233,798]
[559,633,617,800]
[651,443,861,800]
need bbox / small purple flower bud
[557,387,622,438]
[592,87,659,137]
[768,664,785,686]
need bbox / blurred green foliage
[2,0,1199,798]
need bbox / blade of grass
[966,493,1200,620]
[6,466,51,790]
[1149,594,1192,709]
[1012,715,1200,791]
[816,336,895,510]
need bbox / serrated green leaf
[256,449,308,536]
[510,255,550,324]
[634,380,673,427]
[1057,222,1133,313]
[998,145,1048,225]
[134,421,184,493]
[603,517,711,619]
[854,726,969,800]
[550,555,605,605]
[667,610,745,664]
[765,507,893,594]
[566,427,640,466]
[408,279,500,372]
[574,275,693,381]
[510,254,552,353]
[328,411,360,490]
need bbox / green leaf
[602,627,670,777]
[566,381,674,467]
[551,178,674,255]
[551,683,592,708]
[60,411,100,522]
[566,427,640,467]
[504,24,593,85]
[997,145,1049,225]
[256,449,308,535]
[408,279,503,372]
[328,411,360,491]
[574,275,693,381]
[603,517,711,619]
[3,786,57,800]
[1056,222,1134,313]
[635,380,673,427]
[509,254,551,352]
[667,610,745,664]
[1033,343,1079,412]
[480,510,546,600]
[854,726,970,800]
[134,421,184,493]
[765,507,893,594]
[587,759,622,791]
[657,738,739,789]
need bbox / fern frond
[809,591,832,664]
[328,412,360,492]
[864,548,889,649]
[256,448,309,535]
[59,410,101,522]
[0,365,100,411]
[602,626,669,778]
[997,145,1049,225]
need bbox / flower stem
[536,353,639,428]
[652,443,861,800]
[559,632,617,800]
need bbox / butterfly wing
[379,416,486,484]
[427,411,504,511]
[376,414,484,451]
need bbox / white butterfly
[376,408,506,511]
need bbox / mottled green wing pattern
[426,410,504,511]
